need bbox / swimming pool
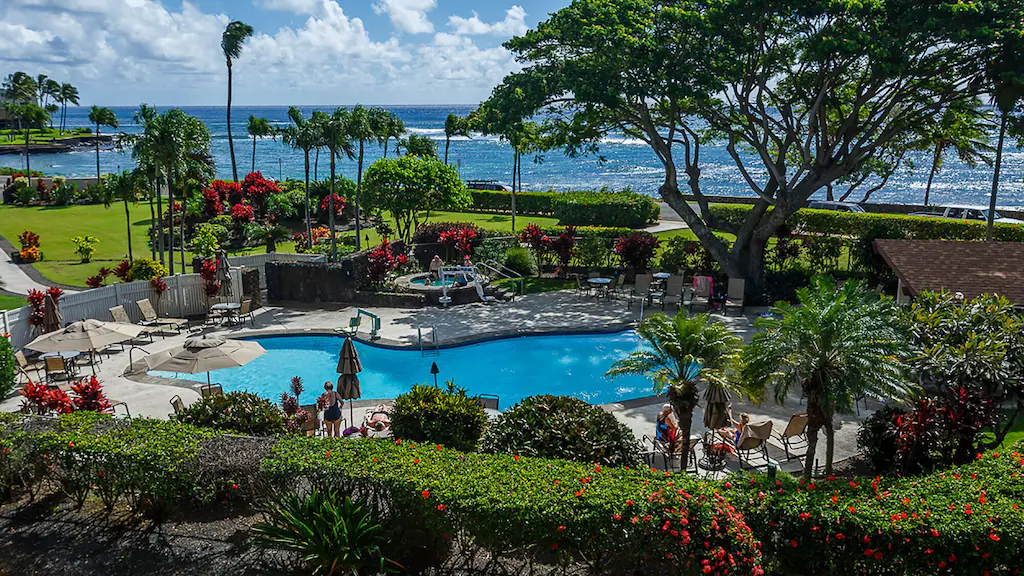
[152,331,654,407]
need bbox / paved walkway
[0,248,51,295]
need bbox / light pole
[430,361,439,387]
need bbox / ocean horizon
[3,104,1023,209]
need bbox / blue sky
[0,0,571,106]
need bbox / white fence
[1,252,324,349]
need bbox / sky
[0,0,571,107]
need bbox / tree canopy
[480,0,1024,292]
[361,155,470,243]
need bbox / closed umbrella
[702,379,732,430]
[42,294,62,334]
[336,337,362,425]
[28,319,145,376]
[144,334,265,386]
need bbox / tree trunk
[179,184,187,273]
[303,150,312,240]
[444,137,450,165]
[667,384,698,470]
[511,152,518,232]
[924,145,941,206]
[124,196,134,262]
[252,135,257,174]
[803,424,820,478]
[314,148,319,180]
[156,172,165,264]
[987,113,1007,241]
[24,124,32,190]
[329,148,337,262]
[517,151,523,193]
[227,62,238,182]
[95,123,101,182]
[168,165,176,276]
[823,420,835,476]
[148,181,157,260]
[355,140,364,252]
[383,138,389,159]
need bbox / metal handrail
[418,325,439,357]
[480,260,525,300]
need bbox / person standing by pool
[429,255,443,278]
[320,381,343,437]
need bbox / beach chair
[200,383,224,399]
[137,298,188,333]
[170,394,185,416]
[15,350,42,383]
[626,274,652,308]
[44,356,70,383]
[736,420,774,470]
[775,412,809,461]
[109,305,158,341]
[689,276,713,312]
[659,275,686,310]
[723,278,746,316]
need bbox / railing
[418,325,439,357]
[480,260,525,301]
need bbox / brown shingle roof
[873,240,1024,303]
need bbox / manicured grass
[997,415,1024,451]
[0,128,90,146]
[494,277,575,294]
[0,294,27,311]
[339,210,561,248]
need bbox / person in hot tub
[428,255,444,278]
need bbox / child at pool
[320,381,343,437]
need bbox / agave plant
[252,490,398,575]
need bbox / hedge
[470,189,660,229]
[709,204,1024,242]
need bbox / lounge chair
[689,276,713,312]
[15,351,42,383]
[200,383,224,399]
[137,298,188,333]
[626,274,652,308]
[364,405,393,435]
[109,399,131,418]
[44,356,71,383]
[658,275,686,310]
[170,394,185,416]
[736,420,774,470]
[723,278,746,316]
[109,305,158,341]
[775,412,809,461]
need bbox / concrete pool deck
[3,289,877,475]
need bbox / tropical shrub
[614,232,659,270]
[503,246,538,277]
[173,391,288,436]
[802,236,843,272]
[547,226,577,271]
[231,202,255,224]
[856,405,907,474]
[294,226,331,254]
[11,177,35,204]
[412,222,486,266]
[576,234,613,268]
[17,230,41,263]
[70,376,112,412]
[111,259,132,282]
[390,382,486,452]
[127,258,169,281]
[25,289,45,326]
[240,171,281,213]
[519,223,549,263]
[366,240,400,285]
[319,193,346,218]
[480,395,643,467]
[0,337,16,402]
[71,235,100,263]
[469,189,556,214]
[201,186,223,218]
[551,190,660,228]
[192,224,221,257]
[51,180,78,205]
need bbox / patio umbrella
[336,337,362,425]
[144,334,265,386]
[28,319,145,377]
[42,294,62,334]
[702,380,732,430]
[216,250,232,298]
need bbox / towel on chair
[693,276,713,297]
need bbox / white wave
[600,136,649,146]
[408,127,445,136]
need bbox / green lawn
[339,210,561,248]
[998,415,1024,451]
[494,277,575,294]
[0,294,27,311]
[0,128,90,146]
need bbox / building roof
[874,239,1024,303]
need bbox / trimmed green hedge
[710,204,1024,242]
[470,189,659,229]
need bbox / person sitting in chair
[655,404,678,443]
[717,409,750,448]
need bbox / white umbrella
[27,319,144,353]
[144,334,265,385]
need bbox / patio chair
[15,351,42,383]
[574,275,591,299]
[643,433,700,473]
[610,274,627,300]
[237,299,256,326]
[200,383,224,399]
[109,305,158,341]
[775,412,809,461]
[170,394,185,416]
[689,276,713,312]
[109,399,131,418]
[137,298,188,333]
[723,278,746,316]
[44,356,71,383]
[736,420,774,470]
[626,274,652,308]
[659,275,686,310]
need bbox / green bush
[127,257,169,281]
[0,338,16,402]
[390,382,486,452]
[503,246,538,277]
[551,191,660,228]
[469,189,555,215]
[480,395,644,467]
[576,234,614,268]
[191,224,220,257]
[174,391,288,436]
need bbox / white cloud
[413,33,519,84]
[448,6,527,36]
[372,0,436,35]
[252,0,323,15]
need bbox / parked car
[806,201,866,214]
[466,180,511,192]
[907,205,1024,224]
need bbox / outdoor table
[652,272,672,280]
[40,351,81,376]
[210,302,242,325]
[588,277,613,298]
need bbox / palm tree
[44,103,59,129]
[103,170,141,262]
[378,111,405,158]
[921,99,995,206]
[318,108,356,261]
[607,312,744,468]
[87,105,119,181]
[246,115,275,173]
[741,276,914,477]
[9,103,50,189]
[42,80,60,109]
[222,20,254,183]
[346,105,376,251]
[985,37,1024,240]
[120,104,162,262]
[34,74,48,106]
[396,133,437,158]
[281,106,318,240]
[58,83,79,134]
[1,72,36,103]
[443,113,470,165]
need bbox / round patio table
[588,277,612,299]
[210,302,241,312]
[652,272,672,280]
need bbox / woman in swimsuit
[718,411,750,447]
[655,404,678,442]
[320,381,343,437]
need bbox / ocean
[3,105,1022,208]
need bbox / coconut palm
[34,74,48,106]
[741,276,914,477]
[346,105,377,251]
[42,79,60,109]
[281,106,319,239]
[377,111,405,159]
[443,113,470,165]
[396,133,437,158]
[246,115,275,173]
[103,170,141,262]
[318,108,356,261]
[119,104,162,261]
[87,105,118,181]
[44,103,59,129]
[1,72,36,103]
[9,103,50,189]
[222,20,254,183]
[58,83,79,134]
[921,99,995,206]
[984,38,1024,240]
[606,312,745,468]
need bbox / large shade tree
[222,20,254,183]
[480,0,1024,296]
[741,277,914,477]
[87,105,118,182]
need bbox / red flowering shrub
[26,289,45,325]
[241,172,280,213]
[231,202,255,224]
[200,260,220,297]
[71,376,112,412]
[293,226,331,254]
[520,223,550,263]
[412,222,486,267]
[319,193,346,218]
[438,227,477,258]
[202,187,223,218]
[112,259,132,282]
[150,276,169,295]
[547,226,577,271]
[366,240,399,285]
[19,380,51,414]
[85,275,104,289]
[614,232,660,270]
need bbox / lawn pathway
[0,245,58,295]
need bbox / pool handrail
[480,260,524,301]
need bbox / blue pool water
[410,276,457,287]
[153,332,654,407]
